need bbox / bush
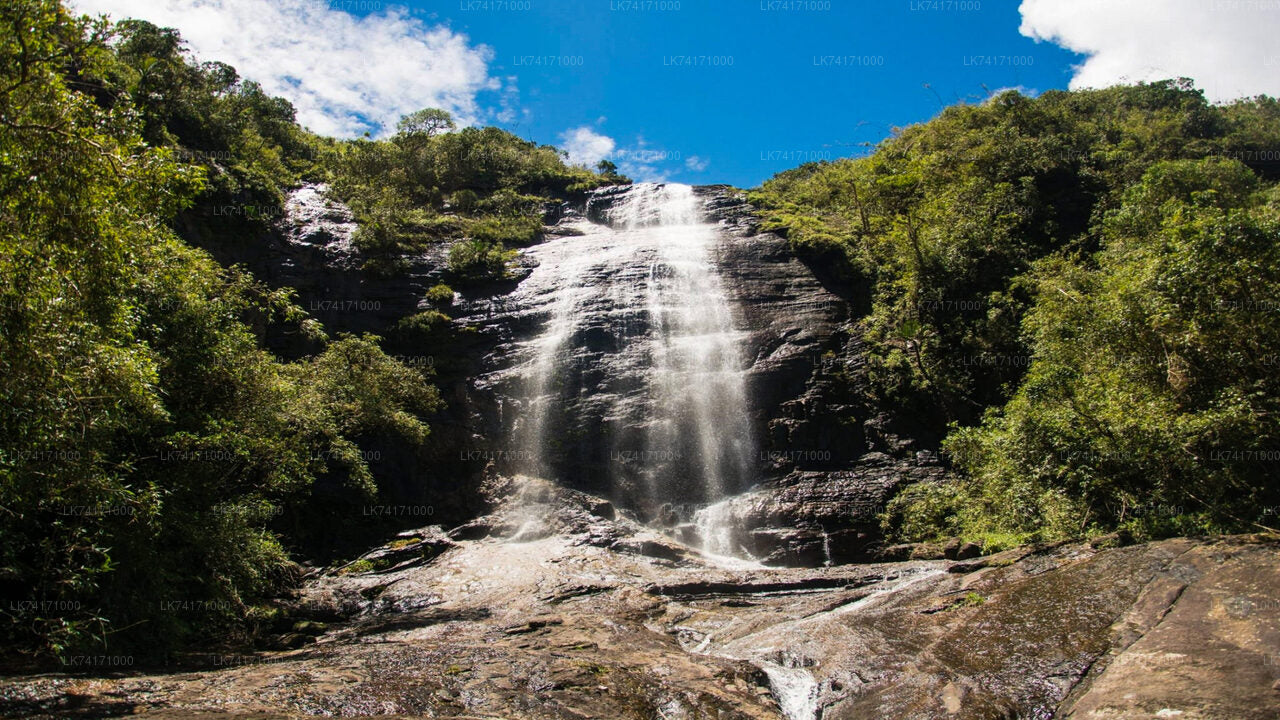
[448,239,517,283]
[752,81,1280,545]
[468,215,543,246]
[326,108,626,276]
[923,159,1280,543]
[426,283,455,307]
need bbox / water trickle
[506,183,755,545]
[693,496,752,560]
[758,652,821,720]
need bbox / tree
[890,158,1280,547]
[751,80,1280,547]
[395,107,455,139]
[0,0,438,659]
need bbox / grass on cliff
[327,119,627,284]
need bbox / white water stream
[510,183,755,552]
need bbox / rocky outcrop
[5,482,1276,719]
[690,452,947,566]
[179,185,509,542]
[188,182,947,563]
[453,185,939,545]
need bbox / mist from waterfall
[506,183,755,549]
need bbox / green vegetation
[944,592,986,611]
[0,0,616,662]
[425,283,456,307]
[753,81,1280,548]
[10,0,1277,667]
[328,116,627,282]
[107,17,326,238]
[0,0,440,658]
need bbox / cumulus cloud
[558,126,688,181]
[558,126,616,166]
[1019,0,1280,102]
[611,137,680,182]
[72,0,498,137]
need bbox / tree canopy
[753,82,1280,549]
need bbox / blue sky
[433,0,1082,186]
[75,0,1280,188]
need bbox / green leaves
[757,82,1280,546]
[448,238,518,283]
[394,107,455,140]
[933,158,1280,542]
[328,115,625,278]
[0,1,445,659]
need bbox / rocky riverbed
[4,477,1277,720]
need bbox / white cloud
[611,137,676,182]
[72,0,498,137]
[684,155,709,172]
[558,126,616,166]
[557,127,687,181]
[1019,0,1280,102]
[495,75,522,124]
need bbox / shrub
[0,1,439,659]
[426,283,455,307]
[448,239,517,283]
[468,215,543,246]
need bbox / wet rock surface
[453,184,860,504]
[5,481,1277,720]
[186,182,947,560]
[700,453,947,566]
[451,184,937,536]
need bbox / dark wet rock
[875,542,951,562]
[609,537,689,563]
[269,633,313,650]
[697,453,946,566]
[587,498,615,520]
[353,607,492,637]
[502,616,564,635]
[454,185,933,518]
[446,518,493,541]
[192,182,947,558]
[290,621,327,636]
[337,525,457,575]
[645,569,889,599]
[942,537,984,560]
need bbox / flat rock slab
[2,485,1276,720]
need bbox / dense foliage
[105,17,326,239]
[752,82,1280,548]
[328,114,626,282]
[0,0,617,661]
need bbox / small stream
[759,654,821,720]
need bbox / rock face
[456,183,859,491]
[694,453,947,565]
[192,183,451,344]
[179,185,502,538]
[5,482,1277,719]
[450,184,936,556]
[186,182,946,564]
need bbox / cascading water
[504,183,755,552]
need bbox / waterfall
[506,183,755,548]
